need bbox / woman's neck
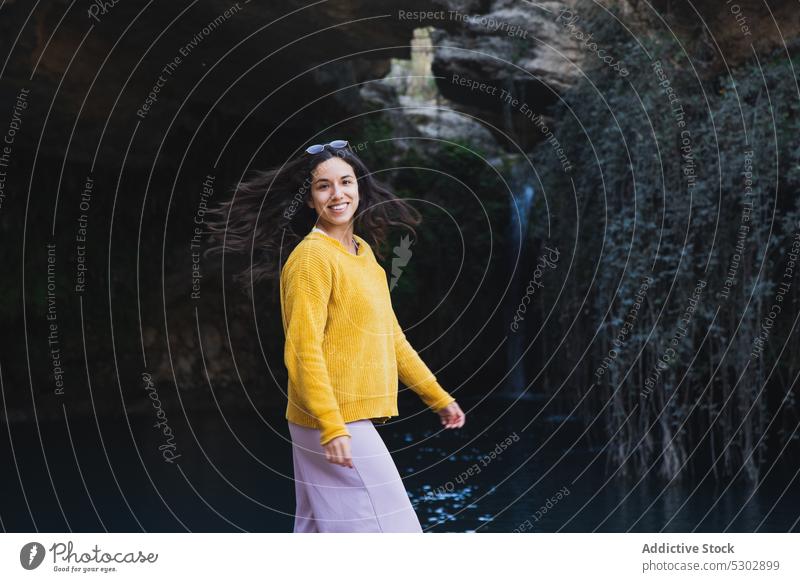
[314,224,354,248]
[314,224,358,254]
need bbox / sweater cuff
[414,380,456,412]
[431,395,456,412]
[317,409,351,446]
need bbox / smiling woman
[203,138,466,532]
[204,140,421,292]
[304,155,361,253]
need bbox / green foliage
[374,141,508,356]
[529,28,800,482]
[358,116,397,168]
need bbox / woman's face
[306,157,359,229]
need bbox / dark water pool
[1,397,797,532]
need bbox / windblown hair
[204,146,422,297]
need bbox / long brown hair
[204,145,422,297]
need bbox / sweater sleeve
[392,310,456,412]
[281,244,351,446]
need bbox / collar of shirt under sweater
[311,227,362,255]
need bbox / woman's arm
[282,244,351,446]
[392,310,456,412]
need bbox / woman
[206,139,465,532]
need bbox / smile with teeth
[328,202,349,213]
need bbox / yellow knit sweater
[280,229,455,445]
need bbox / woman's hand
[437,401,466,428]
[323,435,353,468]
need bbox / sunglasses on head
[305,139,349,155]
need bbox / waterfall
[503,162,536,398]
